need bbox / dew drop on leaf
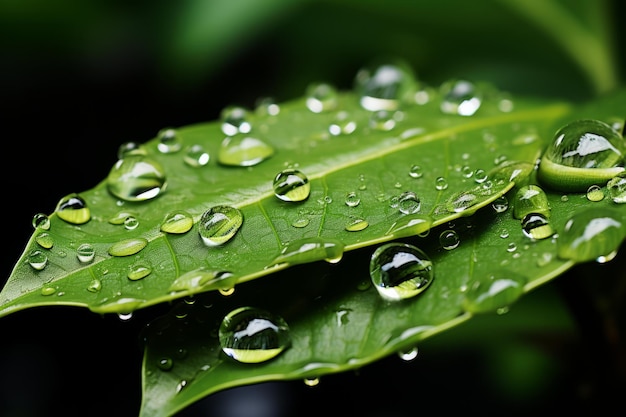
[106,155,167,202]
[344,191,361,207]
[387,214,433,238]
[491,196,509,213]
[219,306,291,364]
[513,185,551,220]
[329,111,357,136]
[408,164,423,178]
[220,106,252,136]
[217,136,274,167]
[586,184,605,201]
[198,205,243,246]
[55,193,91,224]
[157,128,182,154]
[521,213,554,241]
[160,210,193,234]
[271,237,344,266]
[345,218,368,232]
[168,268,234,292]
[87,278,102,293]
[157,357,173,371]
[397,191,421,214]
[354,61,417,111]
[32,213,50,230]
[439,79,482,116]
[462,270,527,314]
[28,249,48,270]
[108,238,148,257]
[124,216,139,230]
[128,262,152,281]
[435,177,448,190]
[291,218,310,228]
[273,169,311,202]
[118,141,145,158]
[607,172,626,203]
[369,242,434,301]
[398,346,418,361]
[35,232,54,249]
[305,82,338,113]
[76,243,95,263]
[41,286,56,296]
[183,144,210,167]
[369,110,397,131]
[439,230,460,250]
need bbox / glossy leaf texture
[139,89,626,417]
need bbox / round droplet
[107,155,167,202]
[41,286,56,296]
[473,169,488,183]
[607,172,626,203]
[305,82,338,113]
[397,191,421,214]
[160,211,193,234]
[76,243,95,263]
[440,79,482,116]
[586,184,605,201]
[344,191,361,207]
[221,106,252,136]
[55,193,90,224]
[409,165,423,179]
[271,237,344,266]
[218,136,274,167]
[35,232,54,249]
[354,61,417,111]
[28,250,48,270]
[398,346,418,361]
[463,271,527,314]
[198,205,243,246]
[157,128,182,153]
[291,218,310,228]
[369,242,434,301]
[513,185,550,220]
[491,196,509,213]
[32,213,50,230]
[273,169,310,202]
[124,216,139,230]
[439,230,460,250]
[369,110,397,131]
[557,207,624,262]
[255,97,280,116]
[183,144,210,167]
[537,119,625,192]
[108,238,148,257]
[521,213,554,240]
[87,279,102,293]
[328,111,357,136]
[118,141,145,158]
[345,218,368,232]
[386,214,433,238]
[108,211,136,225]
[157,357,173,371]
[128,262,152,281]
[435,177,448,190]
[219,306,291,363]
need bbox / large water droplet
[557,207,624,262]
[305,82,339,113]
[354,61,417,111]
[537,119,625,192]
[440,79,482,116]
[55,193,91,224]
[217,136,274,167]
[273,169,311,202]
[462,271,527,314]
[107,155,167,202]
[198,205,243,246]
[219,306,291,363]
[108,238,148,257]
[513,185,550,220]
[369,242,434,301]
[160,210,194,234]
[271,237,344,266]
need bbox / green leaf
[0,78,572,318]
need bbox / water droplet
[108,211,135,225]
[107,155,167,202]
[513,185,550,220]
[221,106,252,136]
[607,172,626,203]
[198,205,243,246]
[32,213,50,230]
[397,191,421,214]
[219,306,291,363]
[489,160,534,186]
[445,190,480,213]
[491,196,509,213]
[305,82,339,113]
[273,169,311,202]
[118,141,145,158]
[369,110,397,131]
[35,232,54,249]
[157,357,173,371]
[108,238,148,257]
[76,243,95,263]
[157,128,182,153]
[345,218,368,232]
[124,216,139,230]
[329,111,357,136]
[128,262,152,281]
[168,268,234,292]
[440,79,482,116]
[386,215,433,238]
[255,97,280,116]
[160,211,193,234]
[28,250,48,270]
[537,119,625,192]
[521,213,554,240]
[506,242,517,252]
[183,144,210,167]
[369,242,434,301]
[41,286,56,296]
[435,177,448,190]
[557,207,624,262]
[217,136,274,167]
[303,377,320,387]
[409,164,423,178]
[344,191,361,207]
[87,278,102,293]
[117,312,133,321]
[585,184,605,201]
[473,169,488,183]
[354,61,417,111]
[55,193,90,224]
[398,346,418,361]
[271,237,344,266]
[291,218,310,228]
[463,271,527,314]
[439,230,460,250]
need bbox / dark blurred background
[1,0,625,416]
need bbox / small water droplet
[397,191,421,214]
[124,216,139,230]
[157,357,174,371]
[398,346,418,361]
[118,141,145,158]
[513,185,551,220]
[291,218,310,228]
[108,238,148,257]
[586,184,605,201]
[354,61,417,111]
[344,191,361,207]
[219,306,291,363]
[255,97,280,116]
[271,237,344,266]
[506,242,517,252]
[463,271,527,314]
[55,193,91,224]
[607,172,626,203]
[473,169,488,183]
[273,169,311,202]
[521,213,554,240]
[35,232,54,249]
[369,242,434,301]
[117,312,134,321]
[218,136,274,167]
[32,213,50,230]
[128,262,152,281]
[87,278,102,293]
[157,128,182,153]
[161,211,193,234]
[168,268,234,292]
[435,177,448,190]
[303,377,320,387]
[305,82,339,113]
[198,205,243,246]
[409,164,423,179]
[345,218,368,232]
[28,250,48,270]
[439,230,460,250]
[440,79,482,116]
[221,106,252,136]
[76,243,96,263]
[183,144,210,167]
[107,155,167,202]
[369,110,397,131]
[491,196,509,213]
[41,286,56,296]
[329,111,357,136]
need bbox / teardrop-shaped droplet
[107,155,167,202]
[513,185,551,220]
[217,136,274,167]
[521,212,554,240]
[271,237,344,266]
[76,243,96,263]
[32,213,50,230]
[305,82,339,113]
[183,144,210,167]
[219,306,291,363]
[354,61,417,111]
[369,242,434,301]
[463,270,527,314]
[607,172,626,203]
[28,249,48,270]
[557,207,624,262]
[198,205,243,246]
[537,119,625,192]
[108,238,148,257]
[128,262,152,281]
[221,106,252,136]
[157,128,182,153]
[55,193,91,224]
[160,210,193,234]
[273,169,310,202]
[35,232,54,249]
[440,79,482,116]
